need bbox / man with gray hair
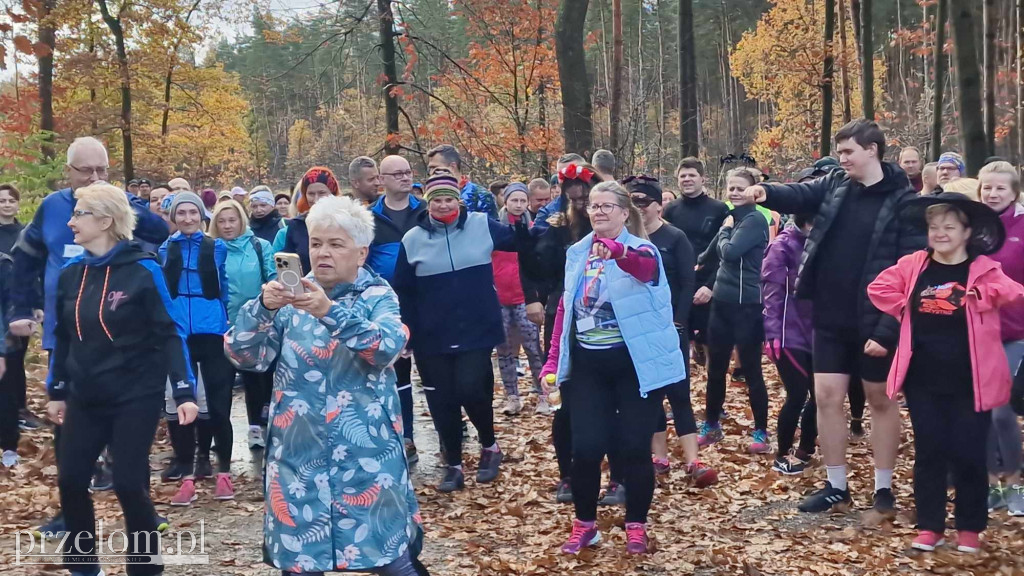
[348,156,381,206]
[591,149,616,181]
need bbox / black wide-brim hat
[901,192,1006,255]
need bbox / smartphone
[275,253,305,296]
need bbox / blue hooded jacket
[158,231,230,336]
[367,194,424,282]
[9,187,169,349]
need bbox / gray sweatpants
[988,341,1024,476]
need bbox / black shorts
[689,303,711,344]
[813,328,893,384]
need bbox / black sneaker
[437,466,465,493]
[89,461,114,492]
[404,439,419,466]
[194,456,214,480]
[18,408,43,431]
[597,482,626,507]
[160,460,189,482]
[850,418,865,440]
[34,513,66,538]
[872,488,897,516]
[772,456,806,476]
[555,478,574,503]
[798,482,852,513]
[476,448,503,483]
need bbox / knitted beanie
[297,166,340,213]
[169,191,204,223]
[937,152,966,175]
[424,173,461,201]
[502,182,529,202]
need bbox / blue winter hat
[938,152,966,175]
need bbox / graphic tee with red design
[906,258,972,395]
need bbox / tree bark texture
[930,0,948,161]
[949,0,987,175]
[96,0,134,179]
[678,0,699,158]
[556,0,594,155]
[821,0,836,158]
[378,0,401,155]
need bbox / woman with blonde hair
[48,183,197,576]
[210,199,277,448]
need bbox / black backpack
[163,235,221,300]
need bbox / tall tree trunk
[538,81,549,175]
[821,0,836,157]
[609,0,623,153]
[163,0,202,139]
[859,0,874,119]
[378,0,400,155]
[96,0,133,180]
[983,0,997,156]
[949,0,987,174]
[656,0,666,174]
[557,0,594,155]
[930,0,948,161]
[838,0,852,123]
[678,0,698,157]
[849,0,862,59]
[38,0,56,160]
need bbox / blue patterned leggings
[496,304,545,397]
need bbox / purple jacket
[761,225,813,352]
[993,203,1024,342]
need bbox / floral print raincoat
[225,267,421,573]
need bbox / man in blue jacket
[426,144,498,219]
[7,136,170,536]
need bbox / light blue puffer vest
[555,229,687,396]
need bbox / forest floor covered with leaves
[2,345,1024,575]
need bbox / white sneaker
[536,397,553,415]
[248,425,265,449]
[1,450,18,468]
[502,395,522,415]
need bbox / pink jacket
[867,250,1024,412]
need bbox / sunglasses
[630,196,656,208]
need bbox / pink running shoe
[214,473,235,501]
[911,530,945,551]
[956,531,980,553]
[560,519,601,554]
[625,522,650,554]
[687,460,720,488]
[171,479,197,507]
[652,457,671,476]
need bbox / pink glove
[764,339,781,364]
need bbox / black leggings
[705,301,769,430]
[395,356,415,441]
[242,368,273,427]
[569,345,659,523]
[416,349,496,467]
[775,349,817,457]
[58,397,163,576]
[0,343,27,452]
[171,334,235,473]
[848,376,865,421]
[656,334,696,437]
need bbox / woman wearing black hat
[868,193,1024,554]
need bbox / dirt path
[2,355,1024,575]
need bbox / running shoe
[598,482,626,506]
[872,488,897,516]
[404,438,419,466]
[911,530,945,551]
[248,425,265,450]
[34,513,66,538]
[697,421,723,447]
[535,397,554,415]
[502,395,522,416]
[194,455,214,480]
[560,519,600,554]
[772,455,806,475]
[956,531,980,553]
[691,344,707,368]
[1006,485,1024,517]
[437,466,465,493]
[849,418,865,440]
[625,522,650,554]
[18,408,43,431]
[687,460,719,488]
[171,479,197,507]
[748,429,771,454]
[160,459,189,482]
[477,447,503,483]
[988,483,1008,512]
[89,461,114,492]
[798,482,852,513]
[155,515,170,533]
[1,449,19,468]
[653,456,671,475]
[214,473,235,500]
[555,478,573,503]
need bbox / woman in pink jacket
[868,192,1023,554]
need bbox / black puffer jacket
[761,163,926,348]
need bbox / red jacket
[868,250,1024,411]
[492,213,528,306]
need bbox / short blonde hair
[942,177,981,200]
[978,161,1021,201]
[209,200,249,238]
[74,183,136,241]
[925,203,970,228]
[306,195,375,247]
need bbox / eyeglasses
[631,196,655,208]
[586,203,621,215]
[67,164,109,178]
[71,210,95,219]
[382,170,414,179]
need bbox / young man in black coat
[743,119,927,514]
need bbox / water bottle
[545,374,562,411]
